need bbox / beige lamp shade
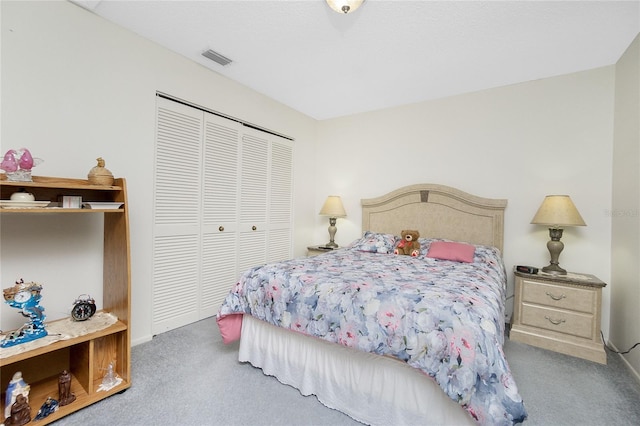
[319,196,347,218]
[530,195,586,227]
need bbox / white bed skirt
[239,315,475,426]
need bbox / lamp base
[543,227,567,275]
[325,217,338,249]
[541,264,567,275]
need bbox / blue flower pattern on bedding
[349,230,398,253]
[218,242,527,425]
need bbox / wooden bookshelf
[0,176,131,424]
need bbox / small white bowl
[10,191,35,202]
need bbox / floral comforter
[217,241,527,425]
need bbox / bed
[217,184,527,425]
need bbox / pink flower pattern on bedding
[217,240,527,425]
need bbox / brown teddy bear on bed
[394,230,421,257]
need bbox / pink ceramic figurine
[18,149,34,170]
[1,150,18,172]
[1,148,42,181]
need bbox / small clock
[71,295,96,321]
[14,290,32,303]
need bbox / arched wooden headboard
[361,184,507,254]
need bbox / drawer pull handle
[545,292,566,301]
[252,226,257,231]
[545,316,566,326]
[219,226,224,232]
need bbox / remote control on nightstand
[516,265,538,274]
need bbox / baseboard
[132,335,153,347]
[608,340,640,385]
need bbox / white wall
[611,34,640,379]
[1,0,622,348]
[315,67,616,329]
[1,0,318,344]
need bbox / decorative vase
[88,157,114,186]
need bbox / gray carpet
[53,317,640,425]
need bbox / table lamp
[531,195,586,275]
[319,196,347,248]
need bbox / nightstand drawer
[521,303,594,339]
[521,279,595,313]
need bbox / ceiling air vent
[202,49,233,66]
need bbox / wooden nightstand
[511,269,607,364]
[307,245,335,257]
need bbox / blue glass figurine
[1,279,47,348]
[34,397,59,420]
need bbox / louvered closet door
[237,131,294,272]
[268,138,294,263]
[153,97,203,334]
[153,96,294,335]
[201,112,241,317]
[238,129,269,274]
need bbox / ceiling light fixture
[326,0,365,14]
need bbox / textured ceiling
[72,0,640,120]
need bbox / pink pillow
[426,241,475,263]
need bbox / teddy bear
[394,230,421,257]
